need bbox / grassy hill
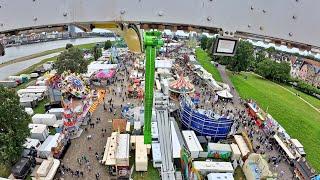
[230,72,320,172]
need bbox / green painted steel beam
[143,31,163,144]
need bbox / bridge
[0,0,319,52]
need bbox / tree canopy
[266,46,277,58]
[65,43,73,49]
[104,40,112,50]
[223,40,255,72]
[200,35,208,50]
[255,58,291,82]
[92,45,102,61]
[0,86,30,165]
[55,47,88,74]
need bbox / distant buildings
[290,57,320,87]
[0,31,114,47]
[253,46,320,87]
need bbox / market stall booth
[216,90,233,99]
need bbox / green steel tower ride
[143,31,164,144]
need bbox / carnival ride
[143,31,163,144]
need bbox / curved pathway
[216,64,240,104]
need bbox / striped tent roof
[169,75,195,93]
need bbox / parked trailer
[29,124,49,142]
[47,108,64,120]
[0,80,17,88]
[38,133,60,159]
[207,143,232,160]
[31,158,60,180]
[151,142,162,168]
[20,97,38,108]
[32,114,57,127]
[193,161,234,176]
[182,130,203,159]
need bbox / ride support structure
[143,31,163,144]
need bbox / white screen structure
[216,39,236,53]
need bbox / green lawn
[33,98,50,114]
[195,48,223,82]
[0,164,11,178]
[229,72,320,172]
[283,84,320,110]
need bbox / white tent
[217,90,233,99]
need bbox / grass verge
[195,48,223,82]
[229,72,320,172]
[0,164,11,178]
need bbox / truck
[11,157,36,179]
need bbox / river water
[0,37,113,80]
[0,37,113,64]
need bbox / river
[0,37,114,64]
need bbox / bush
[292,79,320,98]
[66,43,73,49]
[255,59,290,83]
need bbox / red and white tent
[169,75,195,93]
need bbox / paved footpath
[216,64,241,104]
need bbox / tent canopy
[217,90,233,99]
[169,75,195,94]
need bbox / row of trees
[201,36,289,77]
[0,86,31,166]
[255,59,291,82]
[57,40,114,74]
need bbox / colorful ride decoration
[46,74,63,89]
[64,74,90,99]
[180,147,202,180]
[127,83,144,99]
[143,31,164,144]
[169,74,195,94]
[95,69,116,79]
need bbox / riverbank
[0,37,113,65]
[0,42,101,80]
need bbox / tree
[0,86,30,165]
[266,46,276,58]
[206,37,216,54]
[200,35,208,50]
[92,45,102,61]
[55,47,88,74]
[226,40,255,72]
[255,59,290,82]
[65,43,73,49]
[255,50,267,63]
[104,40,112,50]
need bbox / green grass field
[195,48,223,82]
[229,72,320,172]
[283,84,320,110]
